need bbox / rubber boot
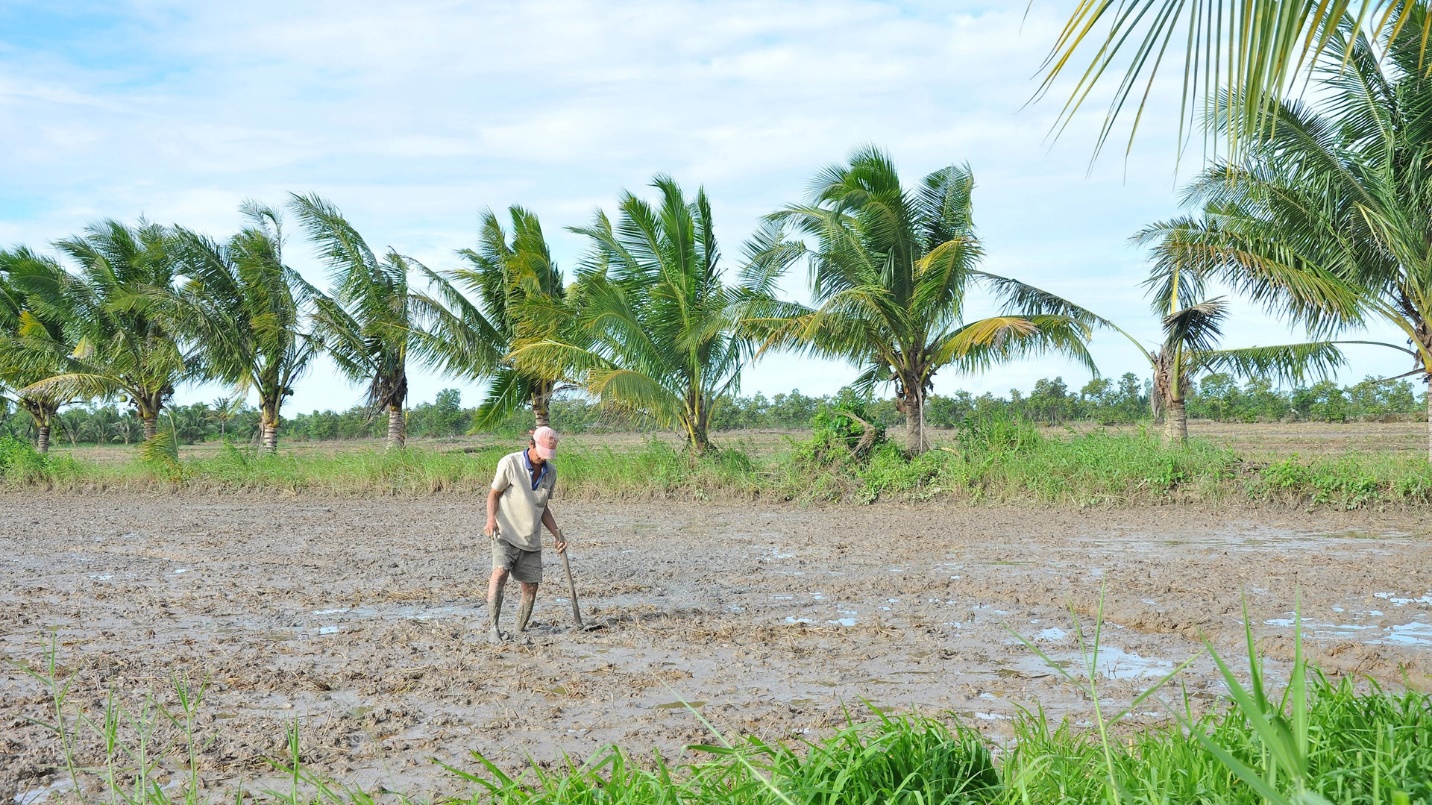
[488,582,506,644]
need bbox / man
[484,425,567,644]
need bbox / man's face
[528,443,543,466]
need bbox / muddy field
[3,493,1431,800]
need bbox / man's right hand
[484,519,498,539]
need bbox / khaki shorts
[492,537,543,584]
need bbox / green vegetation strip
[6,425,1432,508]
[453,679,1431,805]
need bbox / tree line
[5,371,1420,448]
[8,15,1432,462]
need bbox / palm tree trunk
[1425,381,1431,464]
[37,425,51,455]
[684,420,708,454]
[532,388,551,429]
[902,389,927,454]
[386,405,406,450]
[260,401,280,453]
[1164,397,1188,445]
[142,416,158,442]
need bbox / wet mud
[2,494,1430,799]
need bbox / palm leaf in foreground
[1038,0,1423,161]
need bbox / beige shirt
[491,449,556,552]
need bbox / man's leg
[516,581,539,632]
[487,567,510,643]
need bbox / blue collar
[521,448,550,490]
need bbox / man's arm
[541,506,566,553]
[485,487,503,537]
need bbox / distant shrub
[956,410,1042,454]
[0,436,50,483]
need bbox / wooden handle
[560,551,583,628]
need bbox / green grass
[6,430,1432,508]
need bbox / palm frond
[471,368,533,431]
[1199,340,1348,384]
[1036,0,1415,158]
[1164,298,1229,355]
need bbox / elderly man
[484,426,567,644]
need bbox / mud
[2,494,1430,799]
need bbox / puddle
[173,568,191,575]
[1014,647,1171,680]
[1320,529,1410,540]
[1036,627,1067,642]
[1374,592,1432,607]
[1379,622,1432,646]
[1095,646,1174,680]
[15,780,74,805]
[827,617,857,627]
[300,603,486,627]
[318,626,339,635]
[784,617,813,625]
[654,700,705,710]
[1264,617,1374,639]
[1266,613,1432,646]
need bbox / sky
[0,0,1418,415]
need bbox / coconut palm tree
[208,395,246,439]
[288,193,441,450]
[1140,13,1432,460]
[996,252,1347,444]
[1041,0,1431,158]
[13,221,192,443]
[417,206,578,431]
[171,202,319,452]
[511,175,748,453]
[0,248,81,453]
[742,147,1097,453]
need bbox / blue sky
[1,0,1416,414]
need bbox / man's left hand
[554,530,568,554]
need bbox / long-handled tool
[560,550,584,628]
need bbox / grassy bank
[5,430,1432,508]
